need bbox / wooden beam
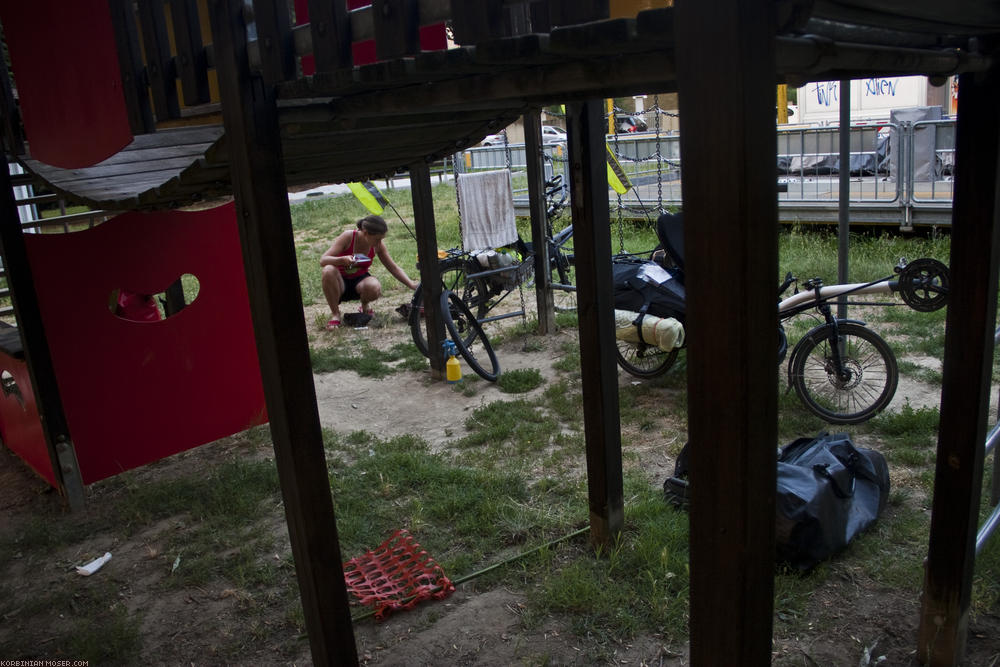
[549,0,609,27]
[410,160,446,380]
[917,66,1000,666]
[674,0,778,662]
[523,110,556,334]
[206,1,359,664]
[108,0,156,134]
[170,0,211,105]
[449,0,505,44]
[373,0,421,60]
[566,99,623,548]
[0,150,85,511]
[252,0,297,84]
[137,0,181,121]
[308,0,352,71]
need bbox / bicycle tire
[615,339,678,379]
[441,289,500,382]
[409,258,488,357]
[789,321,897,425]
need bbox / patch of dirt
[4,299,1000,666]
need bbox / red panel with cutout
[24,203,267,484]
[0,0,132,167]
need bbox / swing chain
[654,95,663,216]
[612,104,626,255]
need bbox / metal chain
[503,128,512,170]
[612,104,626,255]
[453,152,463,249]
[654,95,663,215]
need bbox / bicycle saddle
[656,212,685,285]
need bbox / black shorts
[339,273,371,302]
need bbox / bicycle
[614,213,950,424]
[777,256,949,424]
[408,173,573,380]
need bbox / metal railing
[975,326,1000,554]
[465,119,958,228]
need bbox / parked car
[615,114,648,133]
[481,129,507,146]
[541,125,567,143]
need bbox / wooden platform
[10,5,996,211]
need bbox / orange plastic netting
[343,529,455,620]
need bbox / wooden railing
[106,0,612,132]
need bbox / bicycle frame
[779,276,898,321]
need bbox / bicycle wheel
[409,258,488,357]
[441,289,500,382]
[615,339,678,379]
[789,322,897,425]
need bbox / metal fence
[463,120,958,229]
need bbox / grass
[6,184,994,663]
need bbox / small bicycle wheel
[441,290,500,382]
[615,339,679,379]
[409,258,487,357]
[789,321,898,425]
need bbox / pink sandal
[359,305,375,316]
[326,318,341,330]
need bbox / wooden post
[449,0,506,44]
[252,0,297,85]
[917,66,1000,666]
[206,1,358,664]
[308,0,352,72]
[108,0,155,134]
[373,0,420,60]
[137,0,181,121]
[674,0,778,663]
[410,160,447,380]
[0,153,85,511]
[170,0,211,105]
[566,99,623,547]
[524,111,556,334]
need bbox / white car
[481,130,507,146]
[541,125,567,143]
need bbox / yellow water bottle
[444,340,462,383]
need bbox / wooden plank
[170,0,211,105]
[548,0,609,26]
[324,51,678,114]
[566,100,623,548]
[252,0,297,84]
[108,0,156,134]
[473,34,556,65]
[674,0,778,663]
[0,151,85,510]
[280,118,504,154]
[308,0,352,71]
[523,111,556,334]
[449,0,506,44]
[137,0,181,121]
[206,1,359,665]
[373,0,421,60]
[917,66,1000,665]
[549,18,641,55]
[410,160,446,380]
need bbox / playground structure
[0,1,997,665]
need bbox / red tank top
[338,230,375,277]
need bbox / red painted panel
[0,0,132,167]
[24,203,267,484]
[0,353,54,486]
[293,1,447,68]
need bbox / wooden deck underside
[12,6,996,211]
